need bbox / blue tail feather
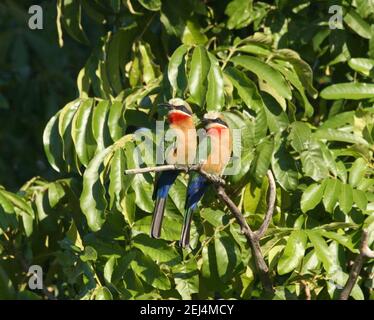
[150,170,179,238]
[179,174,208,248]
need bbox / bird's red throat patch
[207,126,227,136]
[168,111,190,124]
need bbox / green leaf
[168,44,189,96]
[237,44,271,56]
[222,111,255,187]
[323,179,341,213]
[301,183,324,213]
[182,20,208,45]
[271,134,298,191]
[277,230,307,275]
[243,178,268,214]
[80,246,98,262]
[319,230,357,253]
[274,49,318,98]
[124,141,153,213]
[111,251,136,284]
[231,55,292,100]
[319,111,355,130]
[137,0,161,11]
[21,210,33,237]
[201,208,226,227]
[269,60,314,117]
[43,111,64,172]
[206,53,224,111]
[225,0,253,30]
[0,192,17,232]
[173,259,199,300]
[300,145,329,181]
[349,158,367,187]
[93,286,113,300]
[106,32,124,95]
[188,46,210,107]
[0,190,33,217]
[313,128,369,146]
[348,58,374,76]
[48,182,65,208]
[131,251,171,290]
[58,99,80,172]
[133,215,181,241]
[318,142,338,178]
[300,250,320,275]
[336,161,348,183]
[132,234,180,264]
[289,122,311,152]
[338,183,353,214]
[250,136,274,185]
[61,0,89,44]
[352,189,367,211]
[92,100,111,154]
[80,146,113,231]
[71,99,97,166]
[104,256,117,284]
[139,42,159,84]
[108,101,126,142]
[344,9,371,39]
[214,235,241,282]
[262,92,289,134]
[109,148,131,211]
[225,67,267,142]
[321,83,374,100]
[307,230,334,273]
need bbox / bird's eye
[215,118,228,127]
[175,105,192,115]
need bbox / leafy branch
[339,230,374,300]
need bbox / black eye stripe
[215,118,228,127]
[175,105,192,115]
[204,118,228,127]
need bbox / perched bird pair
[150,98,232,248]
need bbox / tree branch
[339,230,373,300]
[124,164,226,186]
[215,185,274,294]
[255,170,276,238]
[124,165,276,294]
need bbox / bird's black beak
[158,103,174,110]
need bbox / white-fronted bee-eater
[180,112,232,248]
[150,98,197,239]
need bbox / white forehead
[168,98,186,106]
[203,111,221,120]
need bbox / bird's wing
[195,132,212,164]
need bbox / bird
[150,98,197,239]
[179,112,232,248]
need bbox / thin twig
[255,170,276,238]
[124,164,186,175]
[339,230,373,300]
[124,164,226,185]
[301,280,311,300]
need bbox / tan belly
[166,124,197,165]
